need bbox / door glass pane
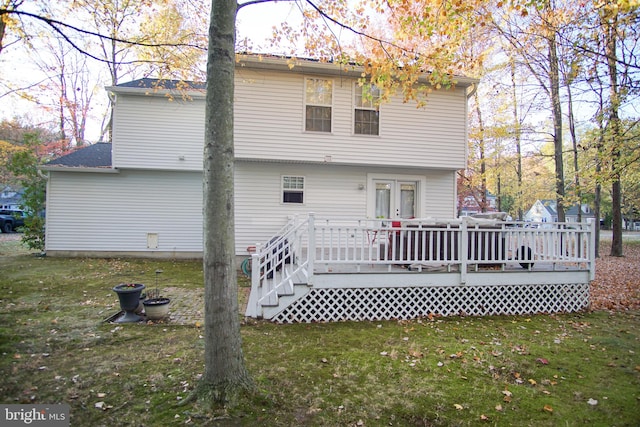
[375,183,391,218]
[400,183,415,218]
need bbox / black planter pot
[113,283,145,323]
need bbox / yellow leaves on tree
[270,0,493,106]
[0,139,26,183]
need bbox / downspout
[466,83,478,100]
[459,83,478,218]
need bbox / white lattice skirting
[271,283,590,323]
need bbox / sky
[0,1,302,142]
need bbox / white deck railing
[245,214,597,317]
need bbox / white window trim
[353,83,381,137]
[281,175,306,205]
[303,76,334,133]
[366,173,426,218]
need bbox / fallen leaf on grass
[543,405,553,413]
[529,379,537,385]
[495,404,503,412]
[94,402,113,410]
[536,358,549,365]
[587,398,598,406]
[454,404,464,410]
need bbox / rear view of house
[42,55,476,258]
[42,55,595,322]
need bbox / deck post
[245,251,262,318]
[308,212,315,285]
[460,217,468,284]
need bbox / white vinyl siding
[233,162,457,254]
[233,68,467,169]
[112,95,205,170]
[45,162,456,256]
[108,68,468,172]
[45,170,203,254]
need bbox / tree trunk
[604,9,623,257]
[473,91,487,212]
[594,122,604,258]
[565,78,581,222]
[199,0,253,405]
[509,57,523,220]
[548,28,565,222]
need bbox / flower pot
[143,297,171,320]
[112,283,145,323]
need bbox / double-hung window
[354,84,381,135]
[305,78,333,132]
[282,176,305,204]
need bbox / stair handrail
[245,214,312,318]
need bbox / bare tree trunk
[509,57,523,220]
[565,80,581,222]
[594,118,604,258]
[473,91,487,212]
[604,10,623,257]
[548,28,565,222]
[198,0,253,405]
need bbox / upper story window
[282,176,305,204]
[305,78,333,132]
[354,84,381,135]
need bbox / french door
[374,179,417,219]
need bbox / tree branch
[0,8,207,61]
[237,0,296,12]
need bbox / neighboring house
[565,204,596,223]
[458,190,497,217]
[0,186,23,210]
[524,199,595,223]
[523,199,558,223]
[42,55,476,258]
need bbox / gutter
[39,166,120,174]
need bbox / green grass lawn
[0,238,638,426]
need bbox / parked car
[0,209,25,232]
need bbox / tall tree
[198,0,253,406]
[30,36,97,146]
[197,0,494,407]
[602,5,623,256]
[492,1,575,222]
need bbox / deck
[245,215,596,322]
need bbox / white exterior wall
[45,162,456,256]
[45,170,203,256]
[112,69,468,171]
[112,95,205,171]
[235,162,457,253]
[234,68,467,168]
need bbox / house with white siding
[42,55,596,322]
[42,55,473,258]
